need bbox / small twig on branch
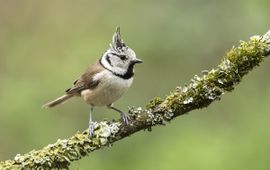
[1,30,270,170]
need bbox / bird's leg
[107,104,129,125]
[88,106,95,138]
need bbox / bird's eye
[120,55,127,60]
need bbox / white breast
[81,70,133,106]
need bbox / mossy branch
[1,30,270,170]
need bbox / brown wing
[65,61,104,95]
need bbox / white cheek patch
[101,53,127,75]
[100,48,138,77]
[113,67,127,76]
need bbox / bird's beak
[133,58,143,64]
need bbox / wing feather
[65,61,103,94]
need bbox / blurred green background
[1,0,270,169]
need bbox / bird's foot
[120,112,129,125]
[88,121,96,138]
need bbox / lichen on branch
[1,30,270,170]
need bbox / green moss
[146,97,164,109]
[153,36,268,118]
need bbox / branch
[1,30,270,170]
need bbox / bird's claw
[88,121,95,138]
[120,112,129,125]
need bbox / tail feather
[43,94,74,108]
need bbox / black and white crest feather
[111,27,126,51]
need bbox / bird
[43,27,142,137]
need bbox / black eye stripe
[111,52,127,60]
[120,55,127,60]
[110,52,120,57]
